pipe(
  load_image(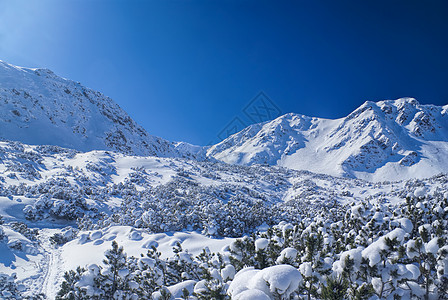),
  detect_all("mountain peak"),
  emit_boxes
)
[376,97,419,106]
[394,97,419,105]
